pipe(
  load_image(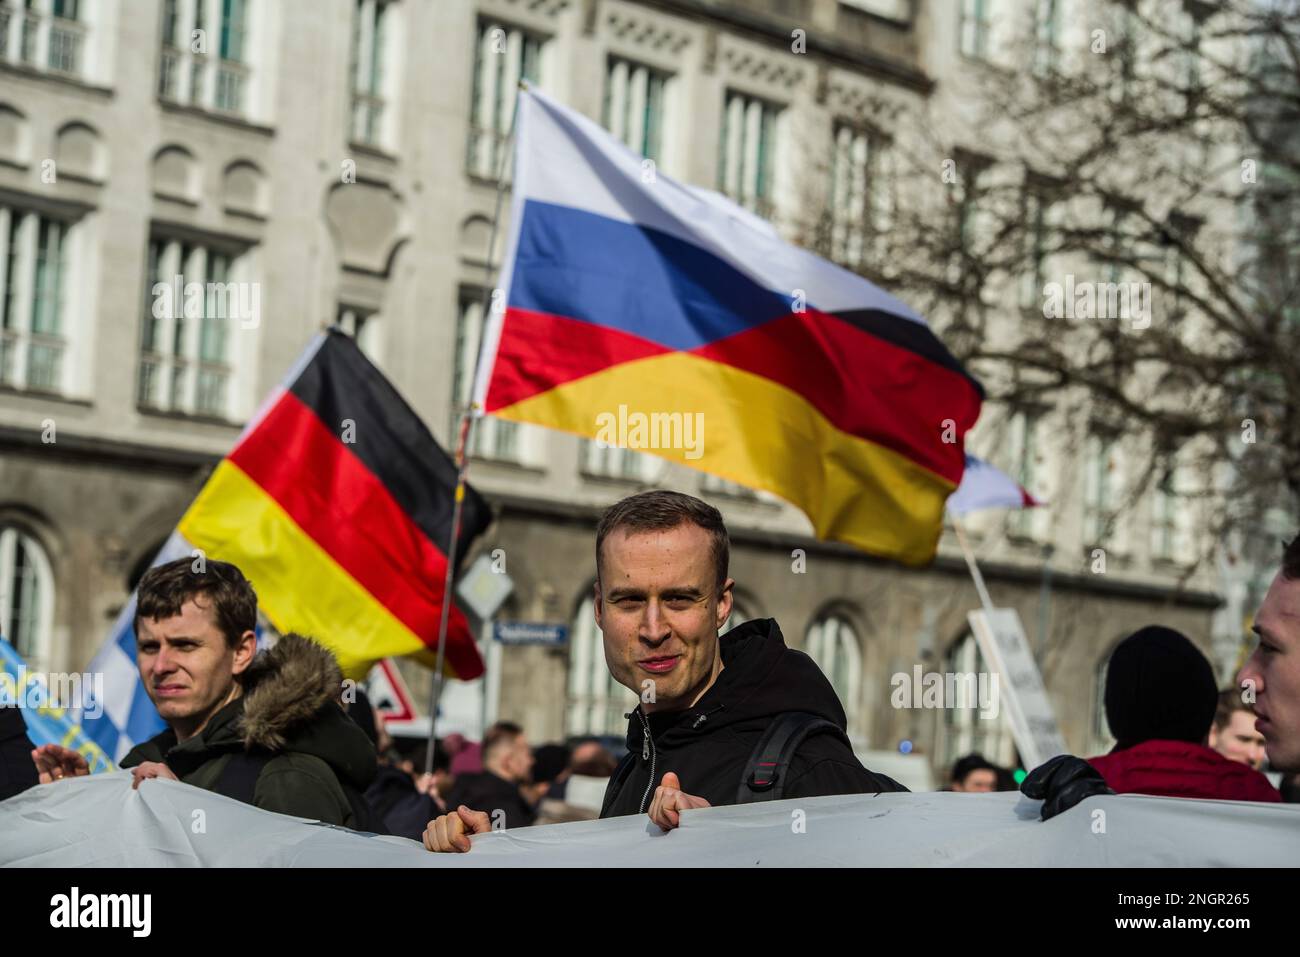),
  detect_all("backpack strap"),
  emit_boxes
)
[214,750,275,805]
[598,750,639,818]
[736,711,848,804]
